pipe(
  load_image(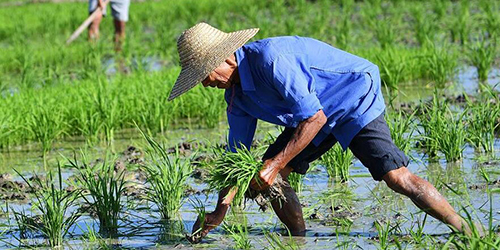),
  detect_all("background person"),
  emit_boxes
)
[88,0,130,51]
